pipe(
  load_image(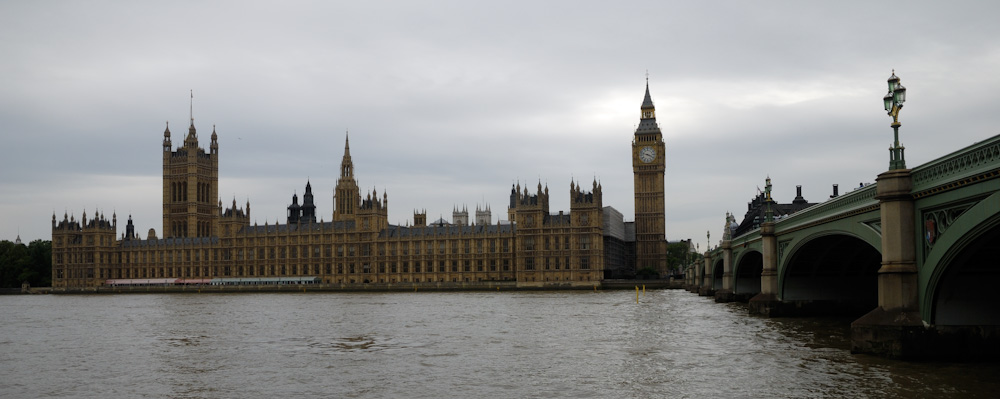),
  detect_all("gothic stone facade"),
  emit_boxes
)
[52,128,605,289]
[51,84,668,288]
